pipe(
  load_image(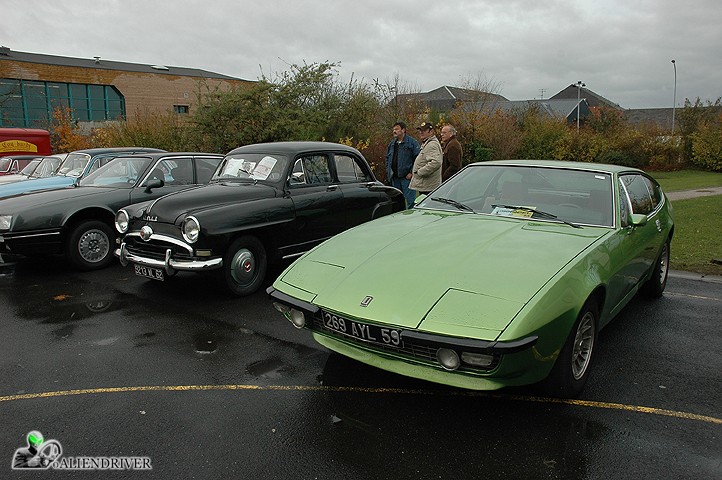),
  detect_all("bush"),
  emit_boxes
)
[691,123,722,171]
[597,150,640,168]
